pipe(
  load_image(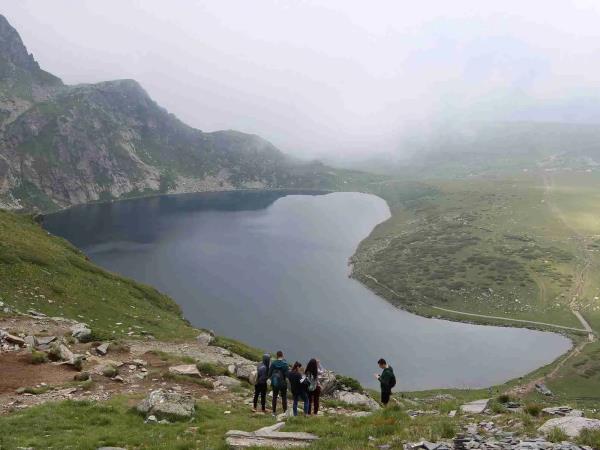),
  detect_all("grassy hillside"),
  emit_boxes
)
[0,210,196,340]
[353,174,588,329]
